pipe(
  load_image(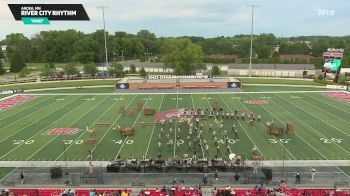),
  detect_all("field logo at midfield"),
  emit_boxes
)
[244,100,269,105]
[154,108,197,120]
[45,128,81,135]
[0,95,37,111]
